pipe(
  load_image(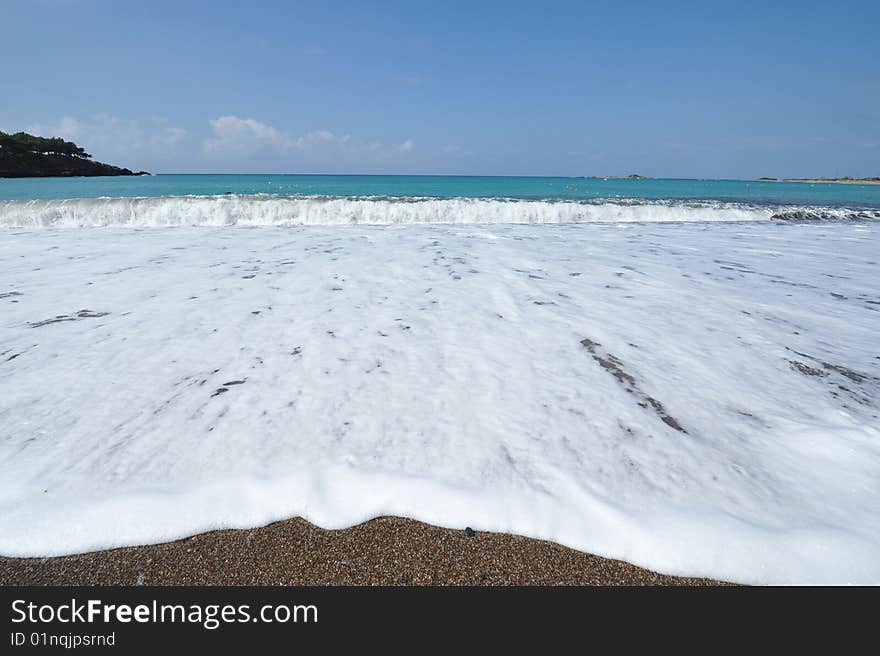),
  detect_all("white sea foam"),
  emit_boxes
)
[1,221,878,583]
[2,194,874,228]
